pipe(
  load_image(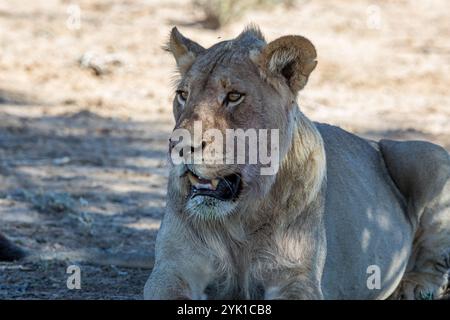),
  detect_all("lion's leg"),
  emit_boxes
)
[144,264,211,299]
[262,211,327,300]
[143,212,215,300]
[379,140,450,300]
[264,272,324,299]
[390,182,450,300]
